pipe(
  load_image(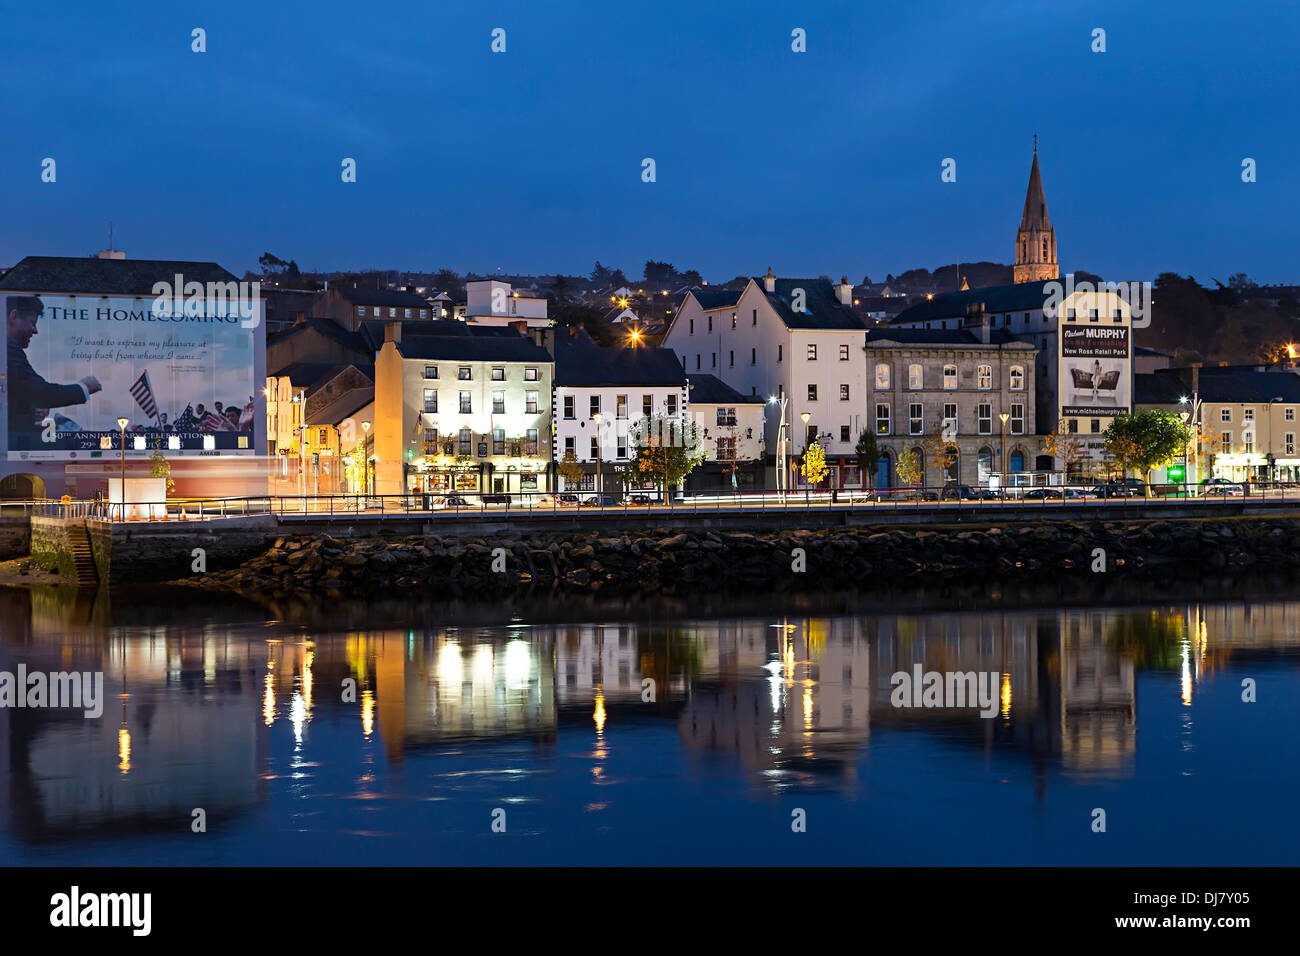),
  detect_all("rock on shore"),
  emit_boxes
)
[170,517,1300,599]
